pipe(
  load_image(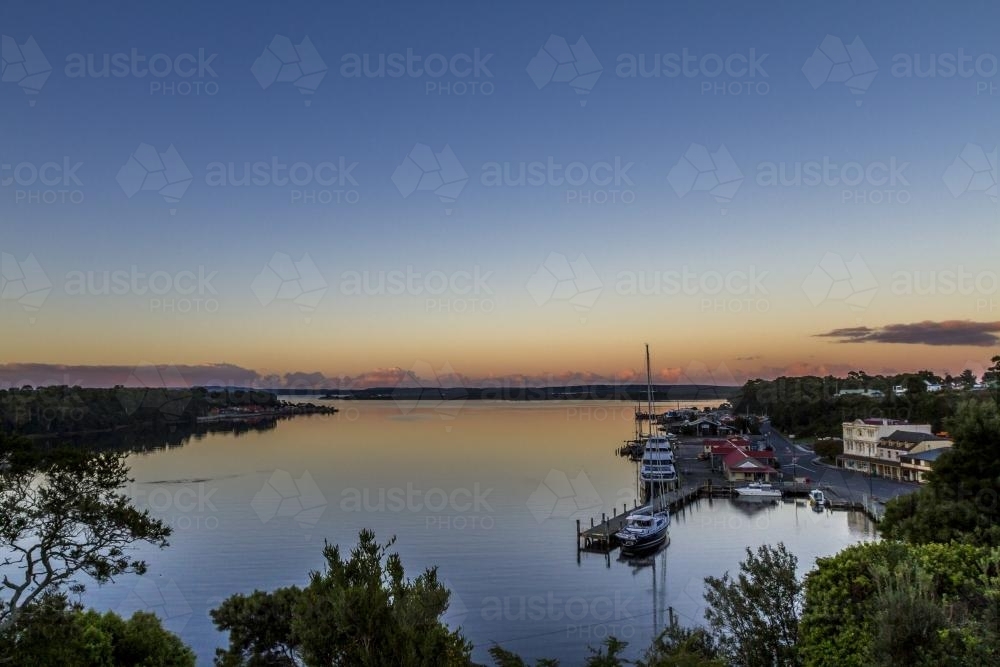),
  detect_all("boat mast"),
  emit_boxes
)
[645,343,653,439]
[645,343,661,509]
